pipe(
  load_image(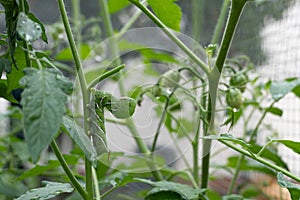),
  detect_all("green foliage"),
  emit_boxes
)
[1,0,300,199]
[0,58,12,75]
[61,116,98,167]
[17,155,79,180]
[6,47,29,92]
[270,78,300,101]
[0,0,19,66]
[16,181,74,200]
[56,44,91,61]
[0,173,28,197]
[16,12,42,42]
[20,68,72,162]
[274,139,300,155]
[147,0,182,31]
[249,144,289,170]
[227,156,276,176]
[107,0,131,14]
[136,179,207,200]
[277,172,300,200]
